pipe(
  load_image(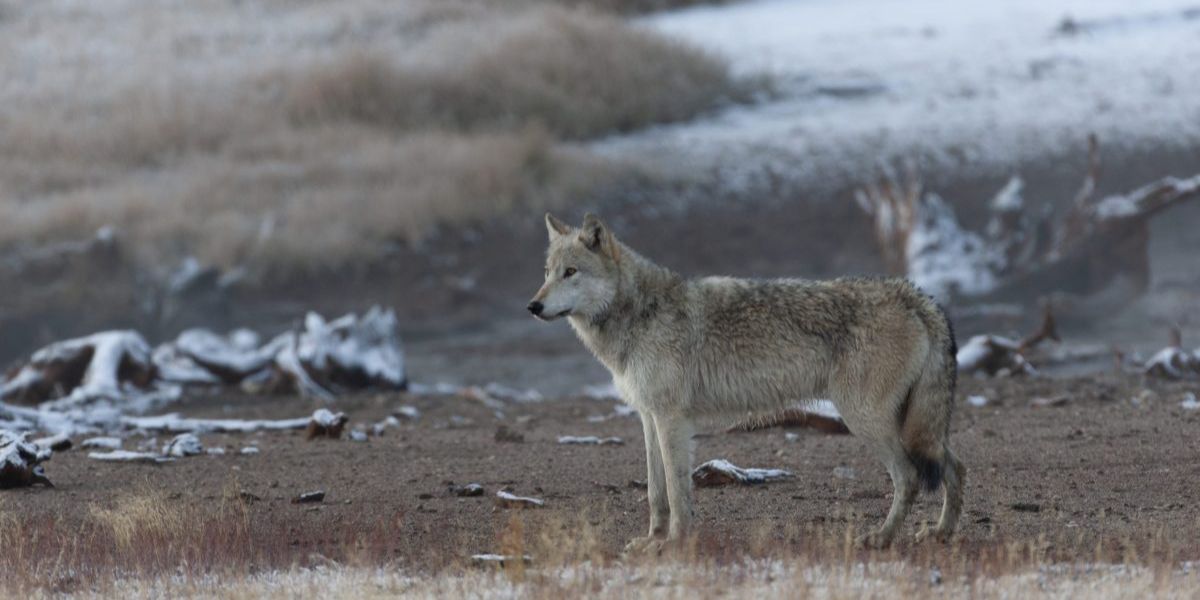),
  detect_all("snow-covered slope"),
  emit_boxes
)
[598,0,1200,195]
